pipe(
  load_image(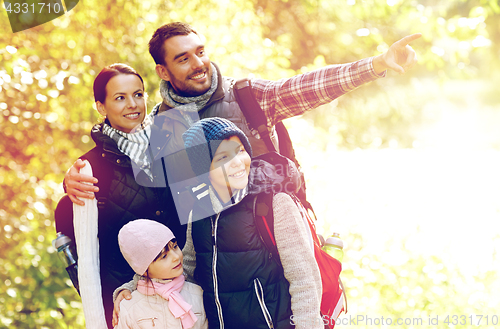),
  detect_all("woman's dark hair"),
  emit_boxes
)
[93,63,144,103]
